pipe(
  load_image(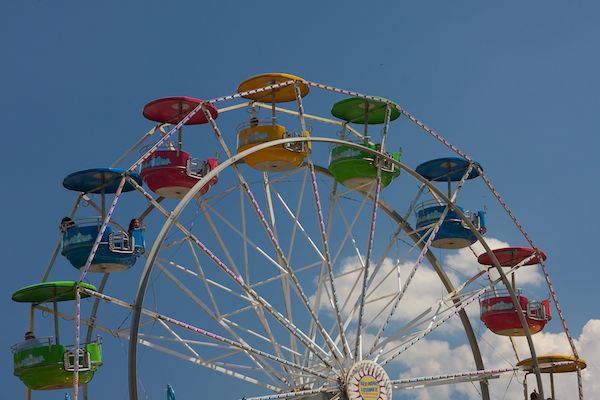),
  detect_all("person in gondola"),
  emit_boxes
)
[59,216,75,232]
[19,331,43,350]
[530,389,539,400]
[128,218,145,252]
[128,218,141,232]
